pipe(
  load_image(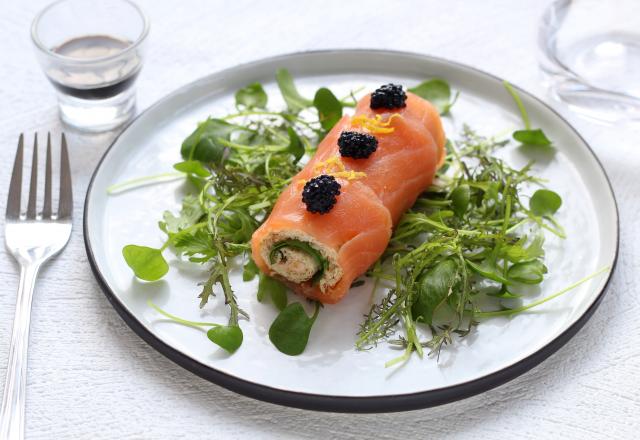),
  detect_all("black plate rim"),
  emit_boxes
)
[83,49,619,413]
